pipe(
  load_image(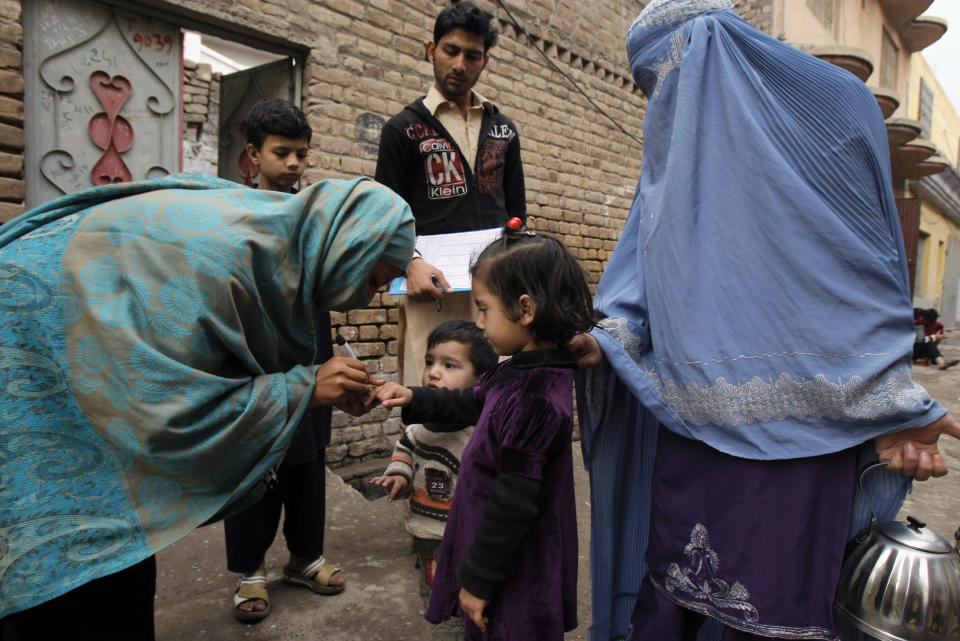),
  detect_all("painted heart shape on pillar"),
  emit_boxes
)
[90,72,132,119]
[89,72,135,185]
[89,114,134,152]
